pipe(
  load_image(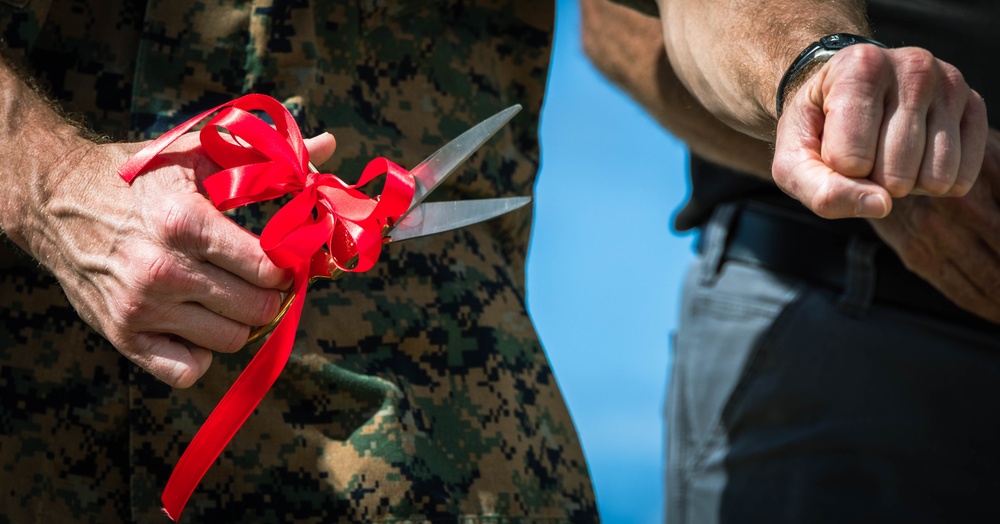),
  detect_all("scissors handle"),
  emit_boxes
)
[245,255,348,345]
[246,289,300,345]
